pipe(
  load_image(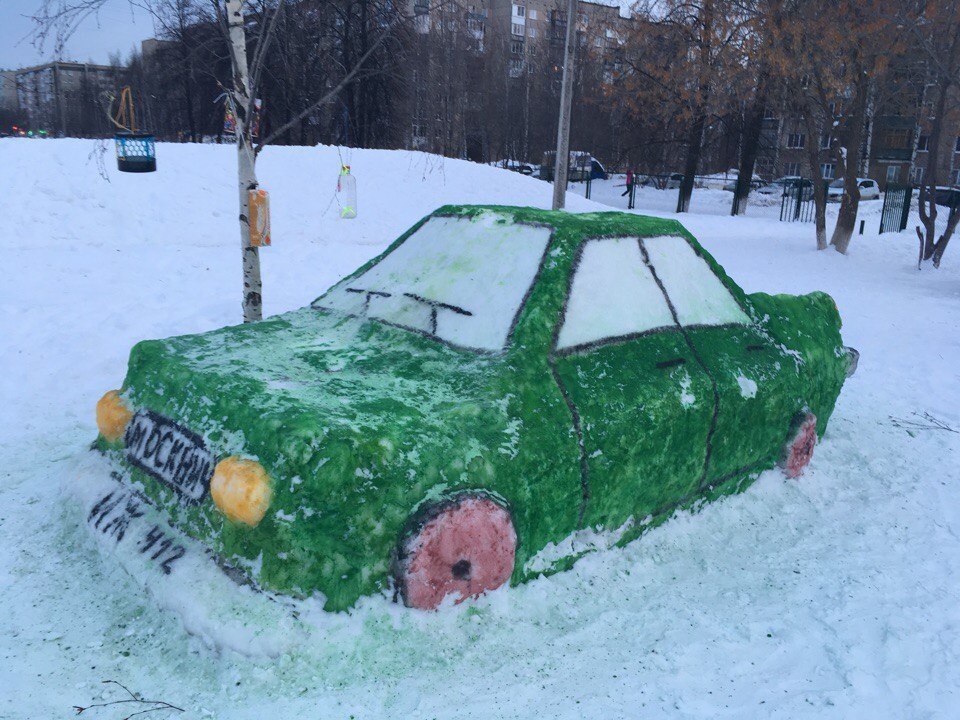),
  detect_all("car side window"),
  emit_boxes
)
[556,237,675,352]
[641,236,751,327]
